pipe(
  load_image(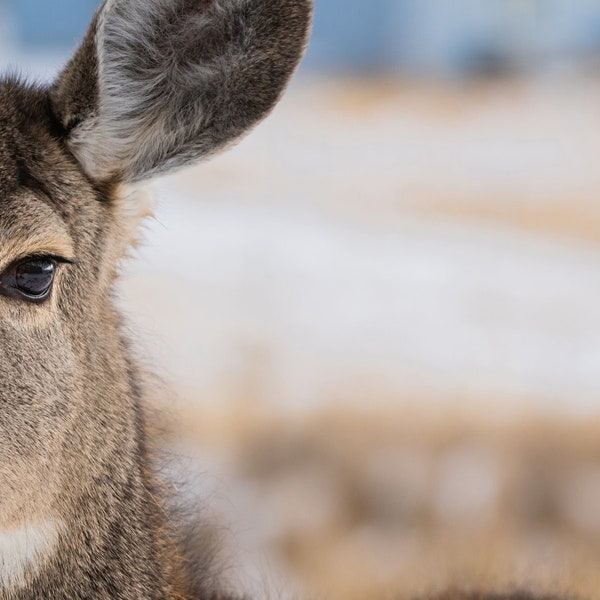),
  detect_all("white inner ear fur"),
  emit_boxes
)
[0,519,62,591]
